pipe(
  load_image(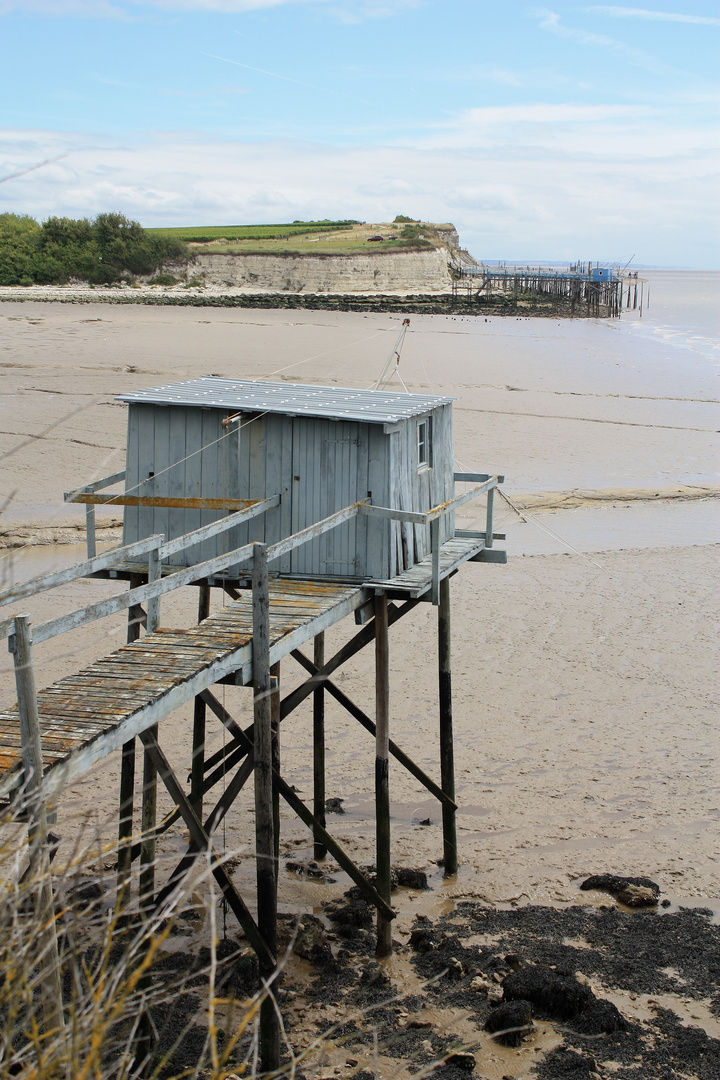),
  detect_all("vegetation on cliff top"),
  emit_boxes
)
[146,219,451,257]
[0,212,186,286]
